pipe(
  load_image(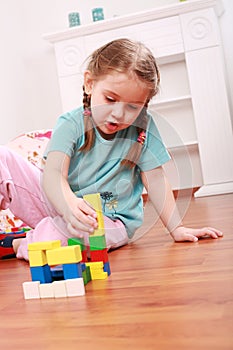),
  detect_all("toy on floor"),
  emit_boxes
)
[22,193,111,299]
[0,227,31,259]
[0,208,31,233]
